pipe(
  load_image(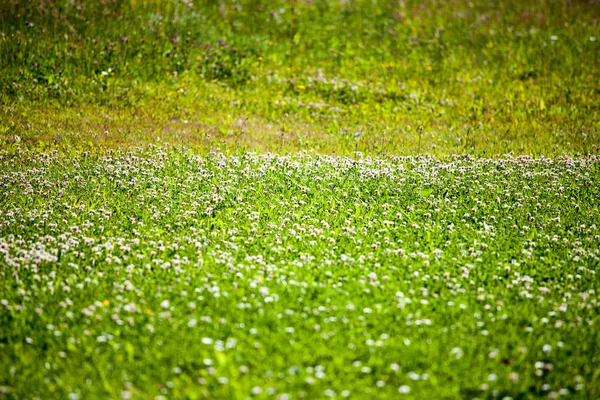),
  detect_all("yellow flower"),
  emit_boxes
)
[103,300,110,307]
[297,85,306,90]
[144,309,153,315]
